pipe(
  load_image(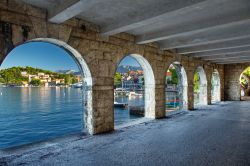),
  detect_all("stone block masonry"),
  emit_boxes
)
[224,63,250,101]
[0,0,227,134]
